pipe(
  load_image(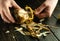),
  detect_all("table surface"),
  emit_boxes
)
[0,4,60,41]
